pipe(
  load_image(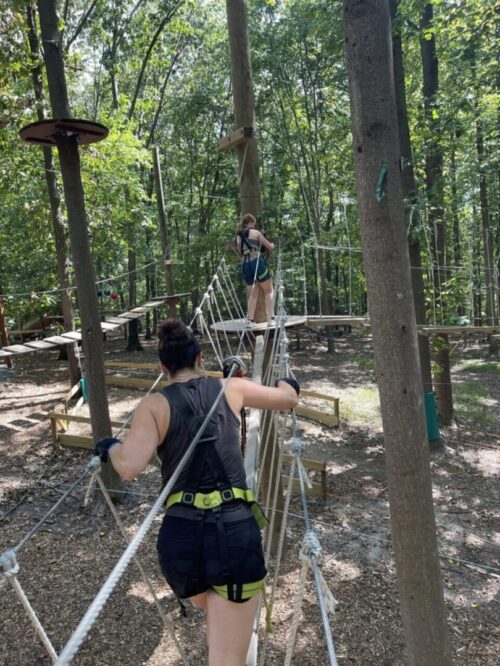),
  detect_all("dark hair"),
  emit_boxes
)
[158,319,200,376]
